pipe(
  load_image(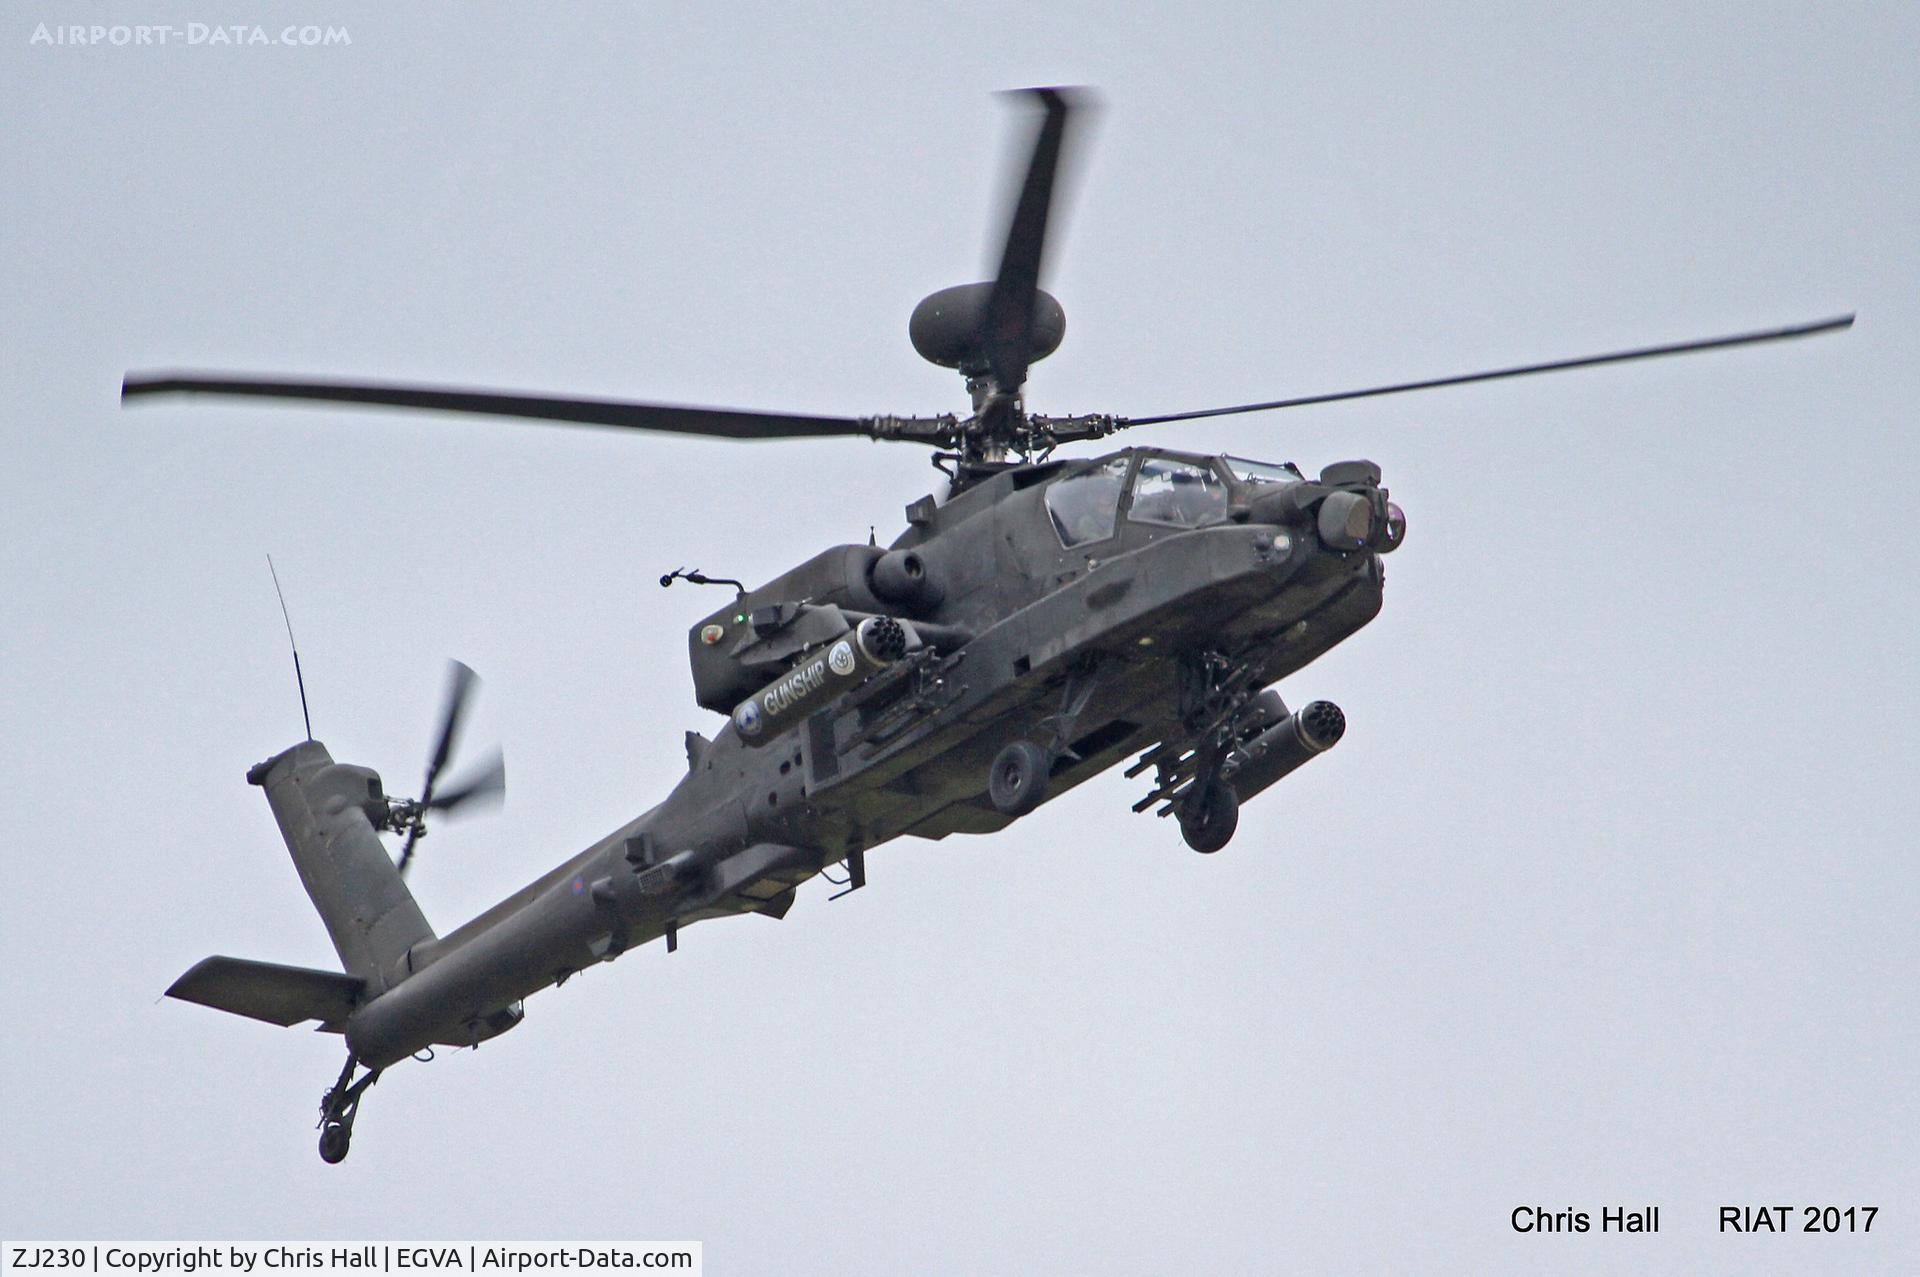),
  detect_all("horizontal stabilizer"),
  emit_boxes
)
[166,956,365,1032]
